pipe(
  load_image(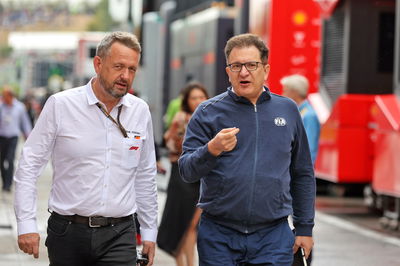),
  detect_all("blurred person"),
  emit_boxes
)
[22,90,39,127]
[0,87,32,192]
[163,75,195,131]
[40,87,53,111]
[164,93,182,130]
[178,34,315,265]
[157,82,209,266]
[14,32,158,266]
[281,74,320,164]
